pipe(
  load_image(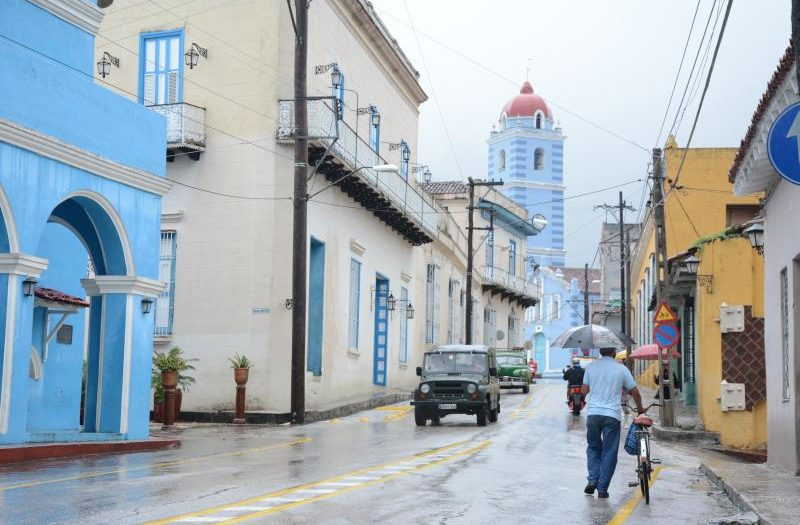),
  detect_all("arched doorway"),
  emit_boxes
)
[0,184,18,436]
[27,192,132,437]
